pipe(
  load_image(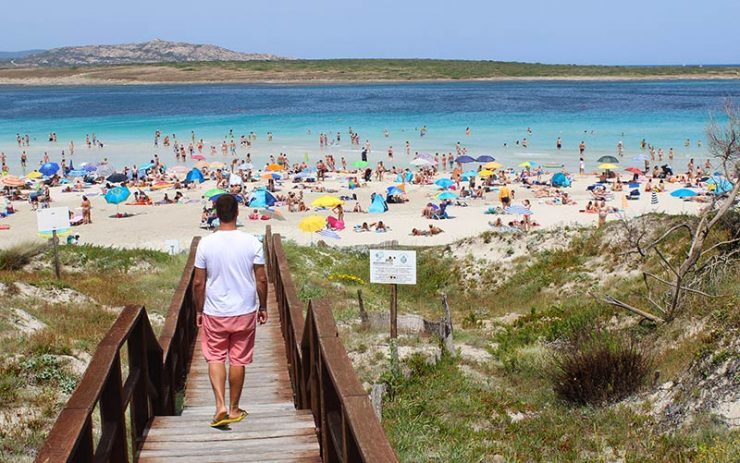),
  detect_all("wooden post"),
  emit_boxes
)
[357,289,368,327]
[52,230,61,279]
[390,284,398,339]
[441,293,455,356]
[371,383,386,420]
